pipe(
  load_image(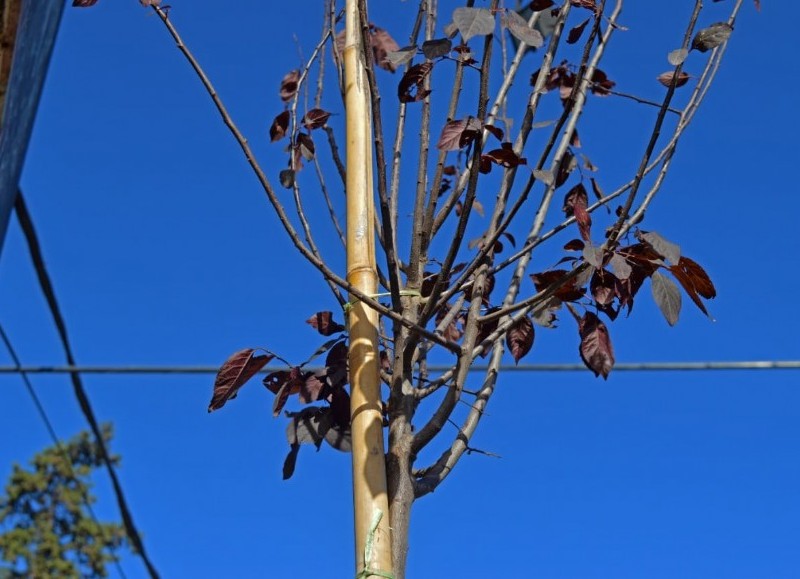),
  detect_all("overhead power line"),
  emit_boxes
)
[0,361,798,375]
[13,190,160,579]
